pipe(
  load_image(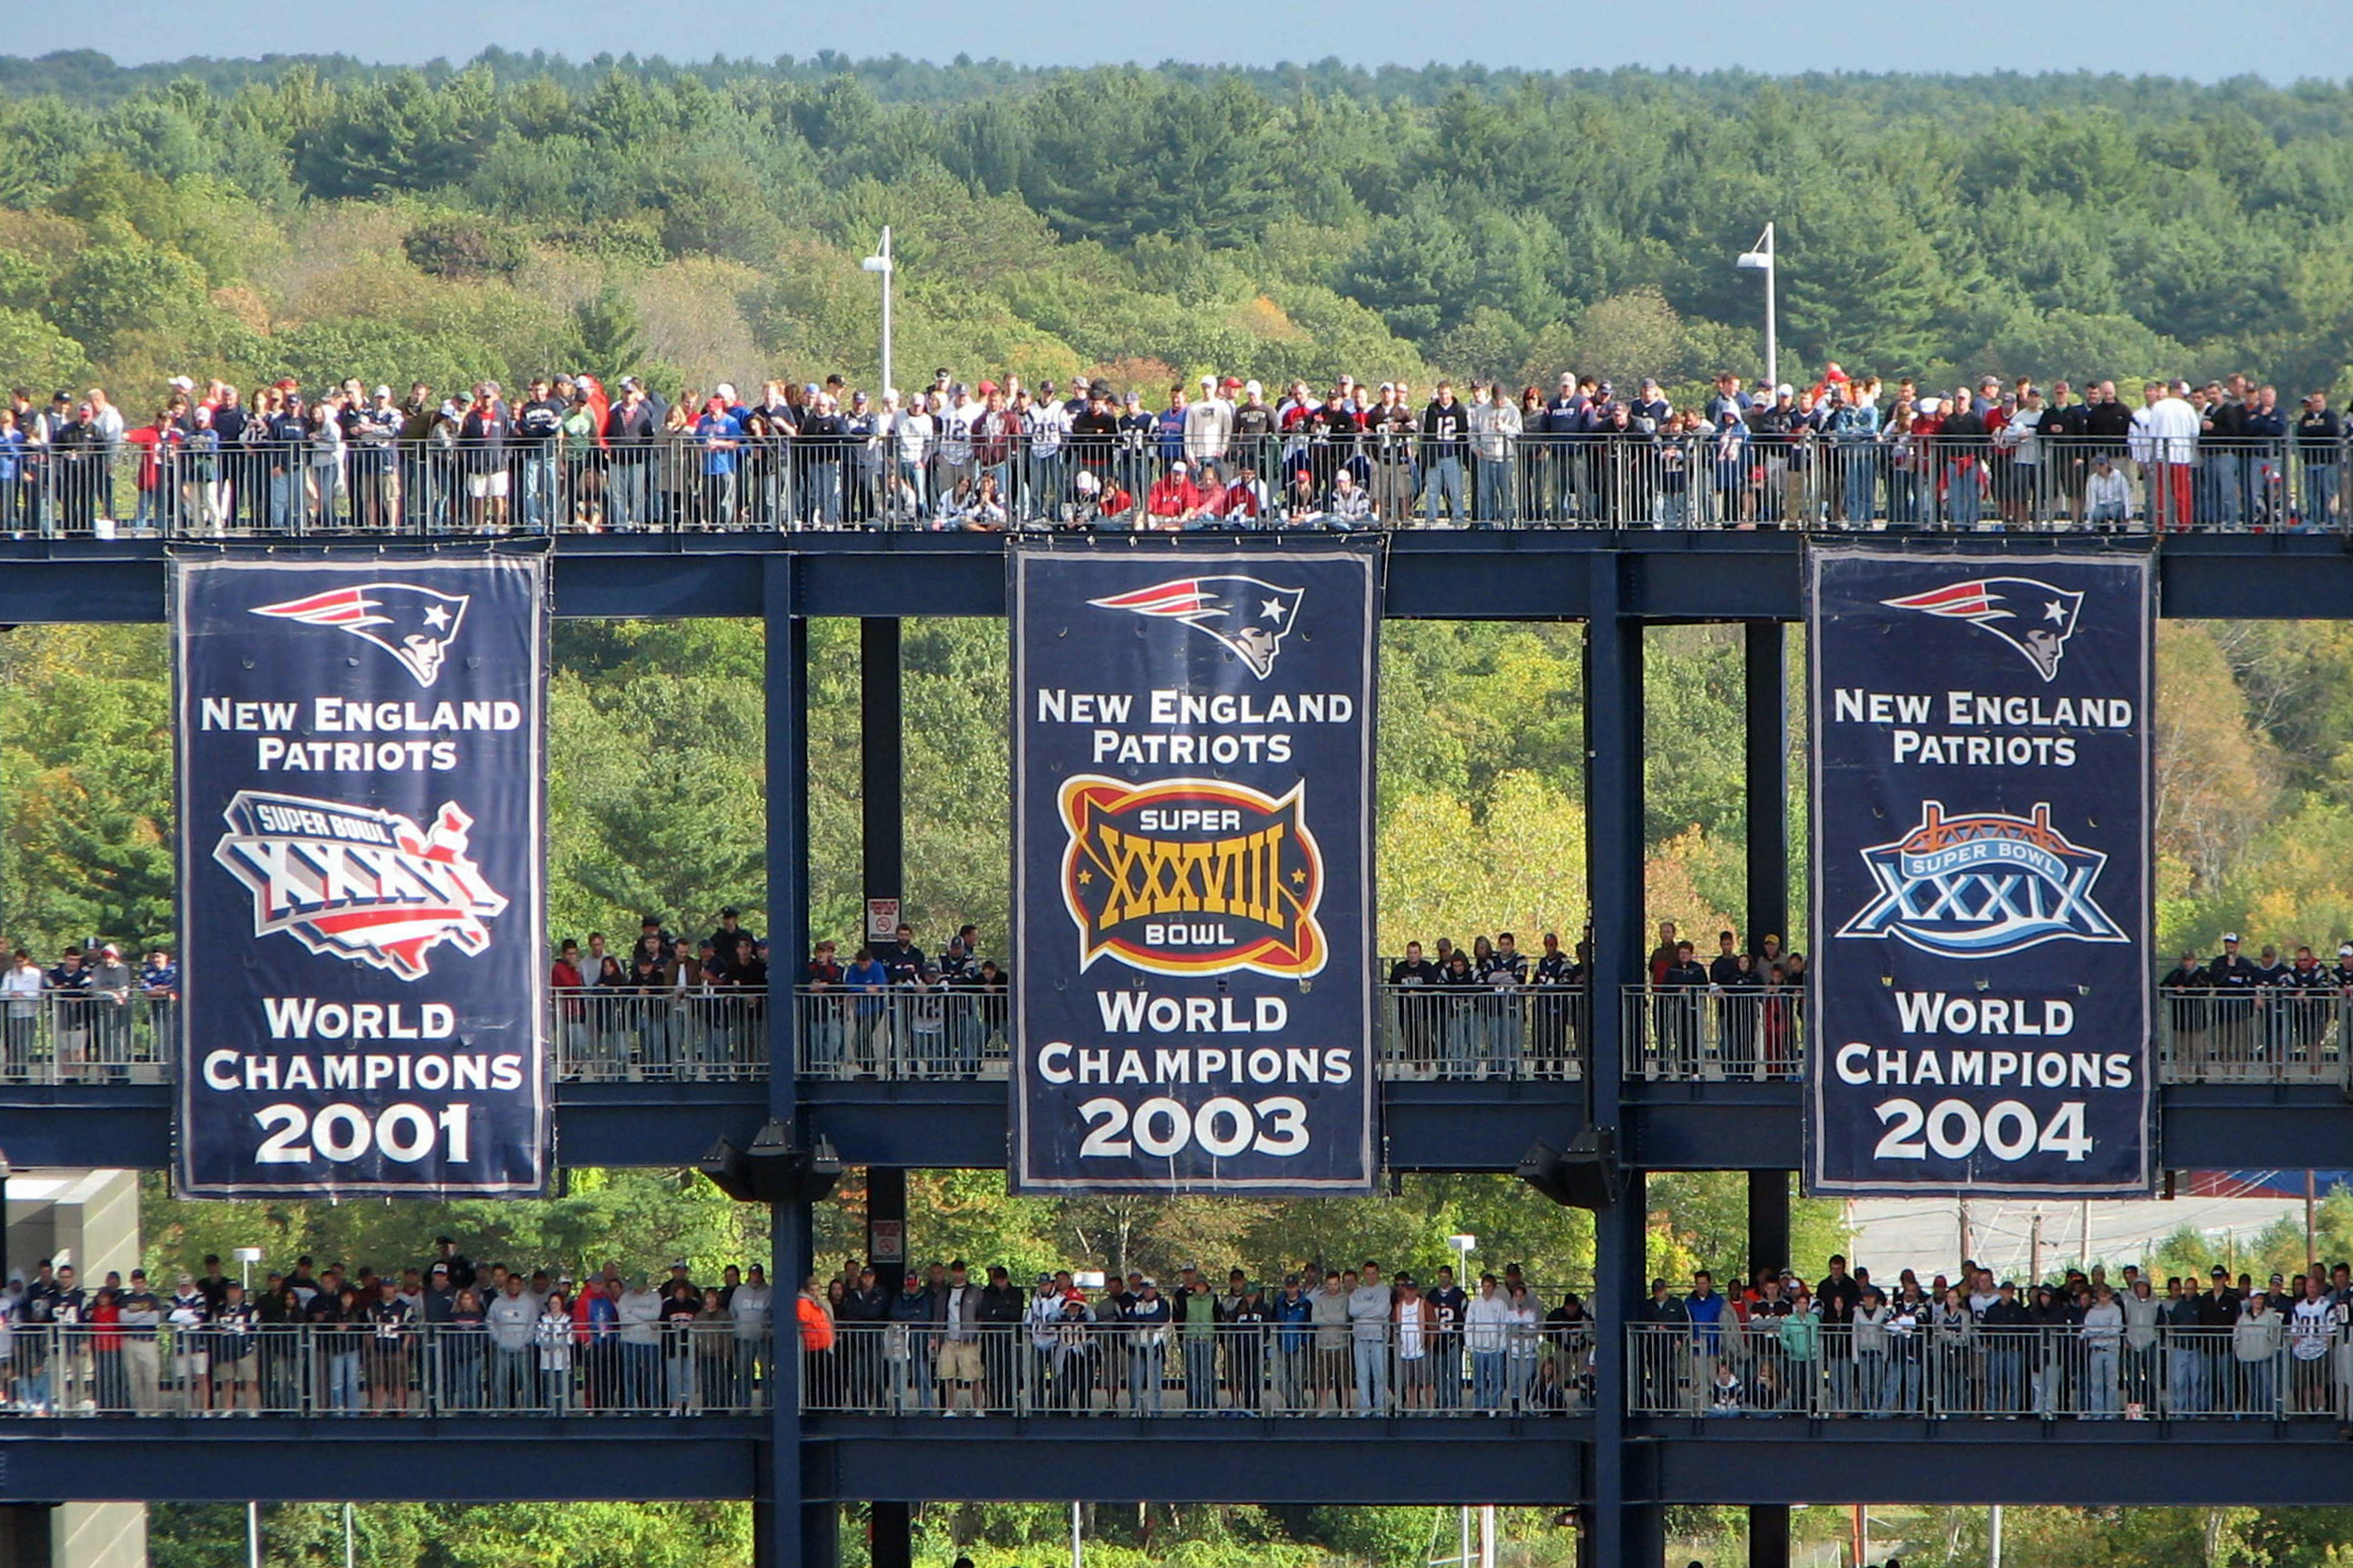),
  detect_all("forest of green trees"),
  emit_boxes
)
[8,42,2353,1568]
[4,52,2353,410]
